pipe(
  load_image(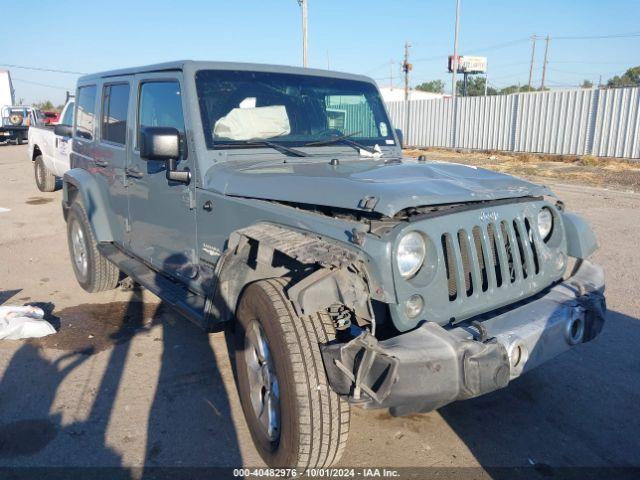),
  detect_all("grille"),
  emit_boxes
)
[441,216,541,302]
